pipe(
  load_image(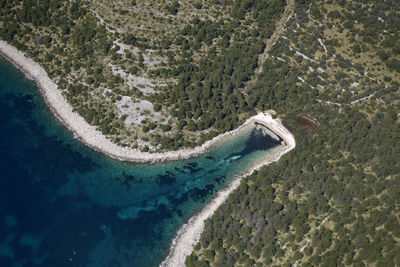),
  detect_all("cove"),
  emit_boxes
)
[0,57,282,266]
